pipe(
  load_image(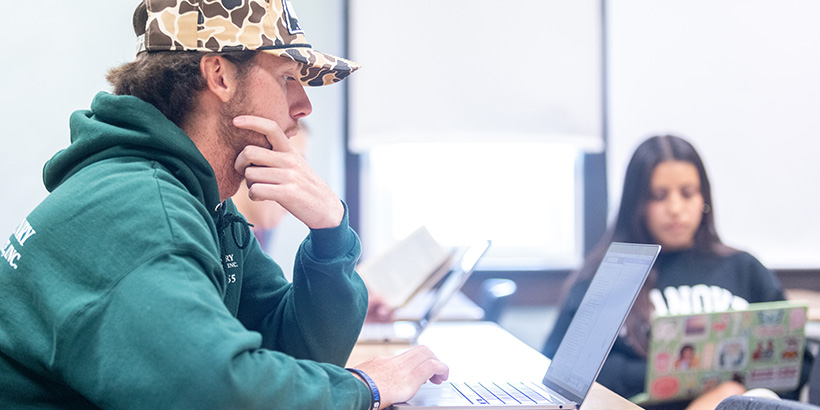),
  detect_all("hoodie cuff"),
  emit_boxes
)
[306,200,357,260]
